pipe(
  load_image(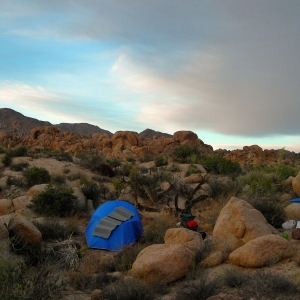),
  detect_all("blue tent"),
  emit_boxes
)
[289,198,300,203]
[85,200,143,251]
